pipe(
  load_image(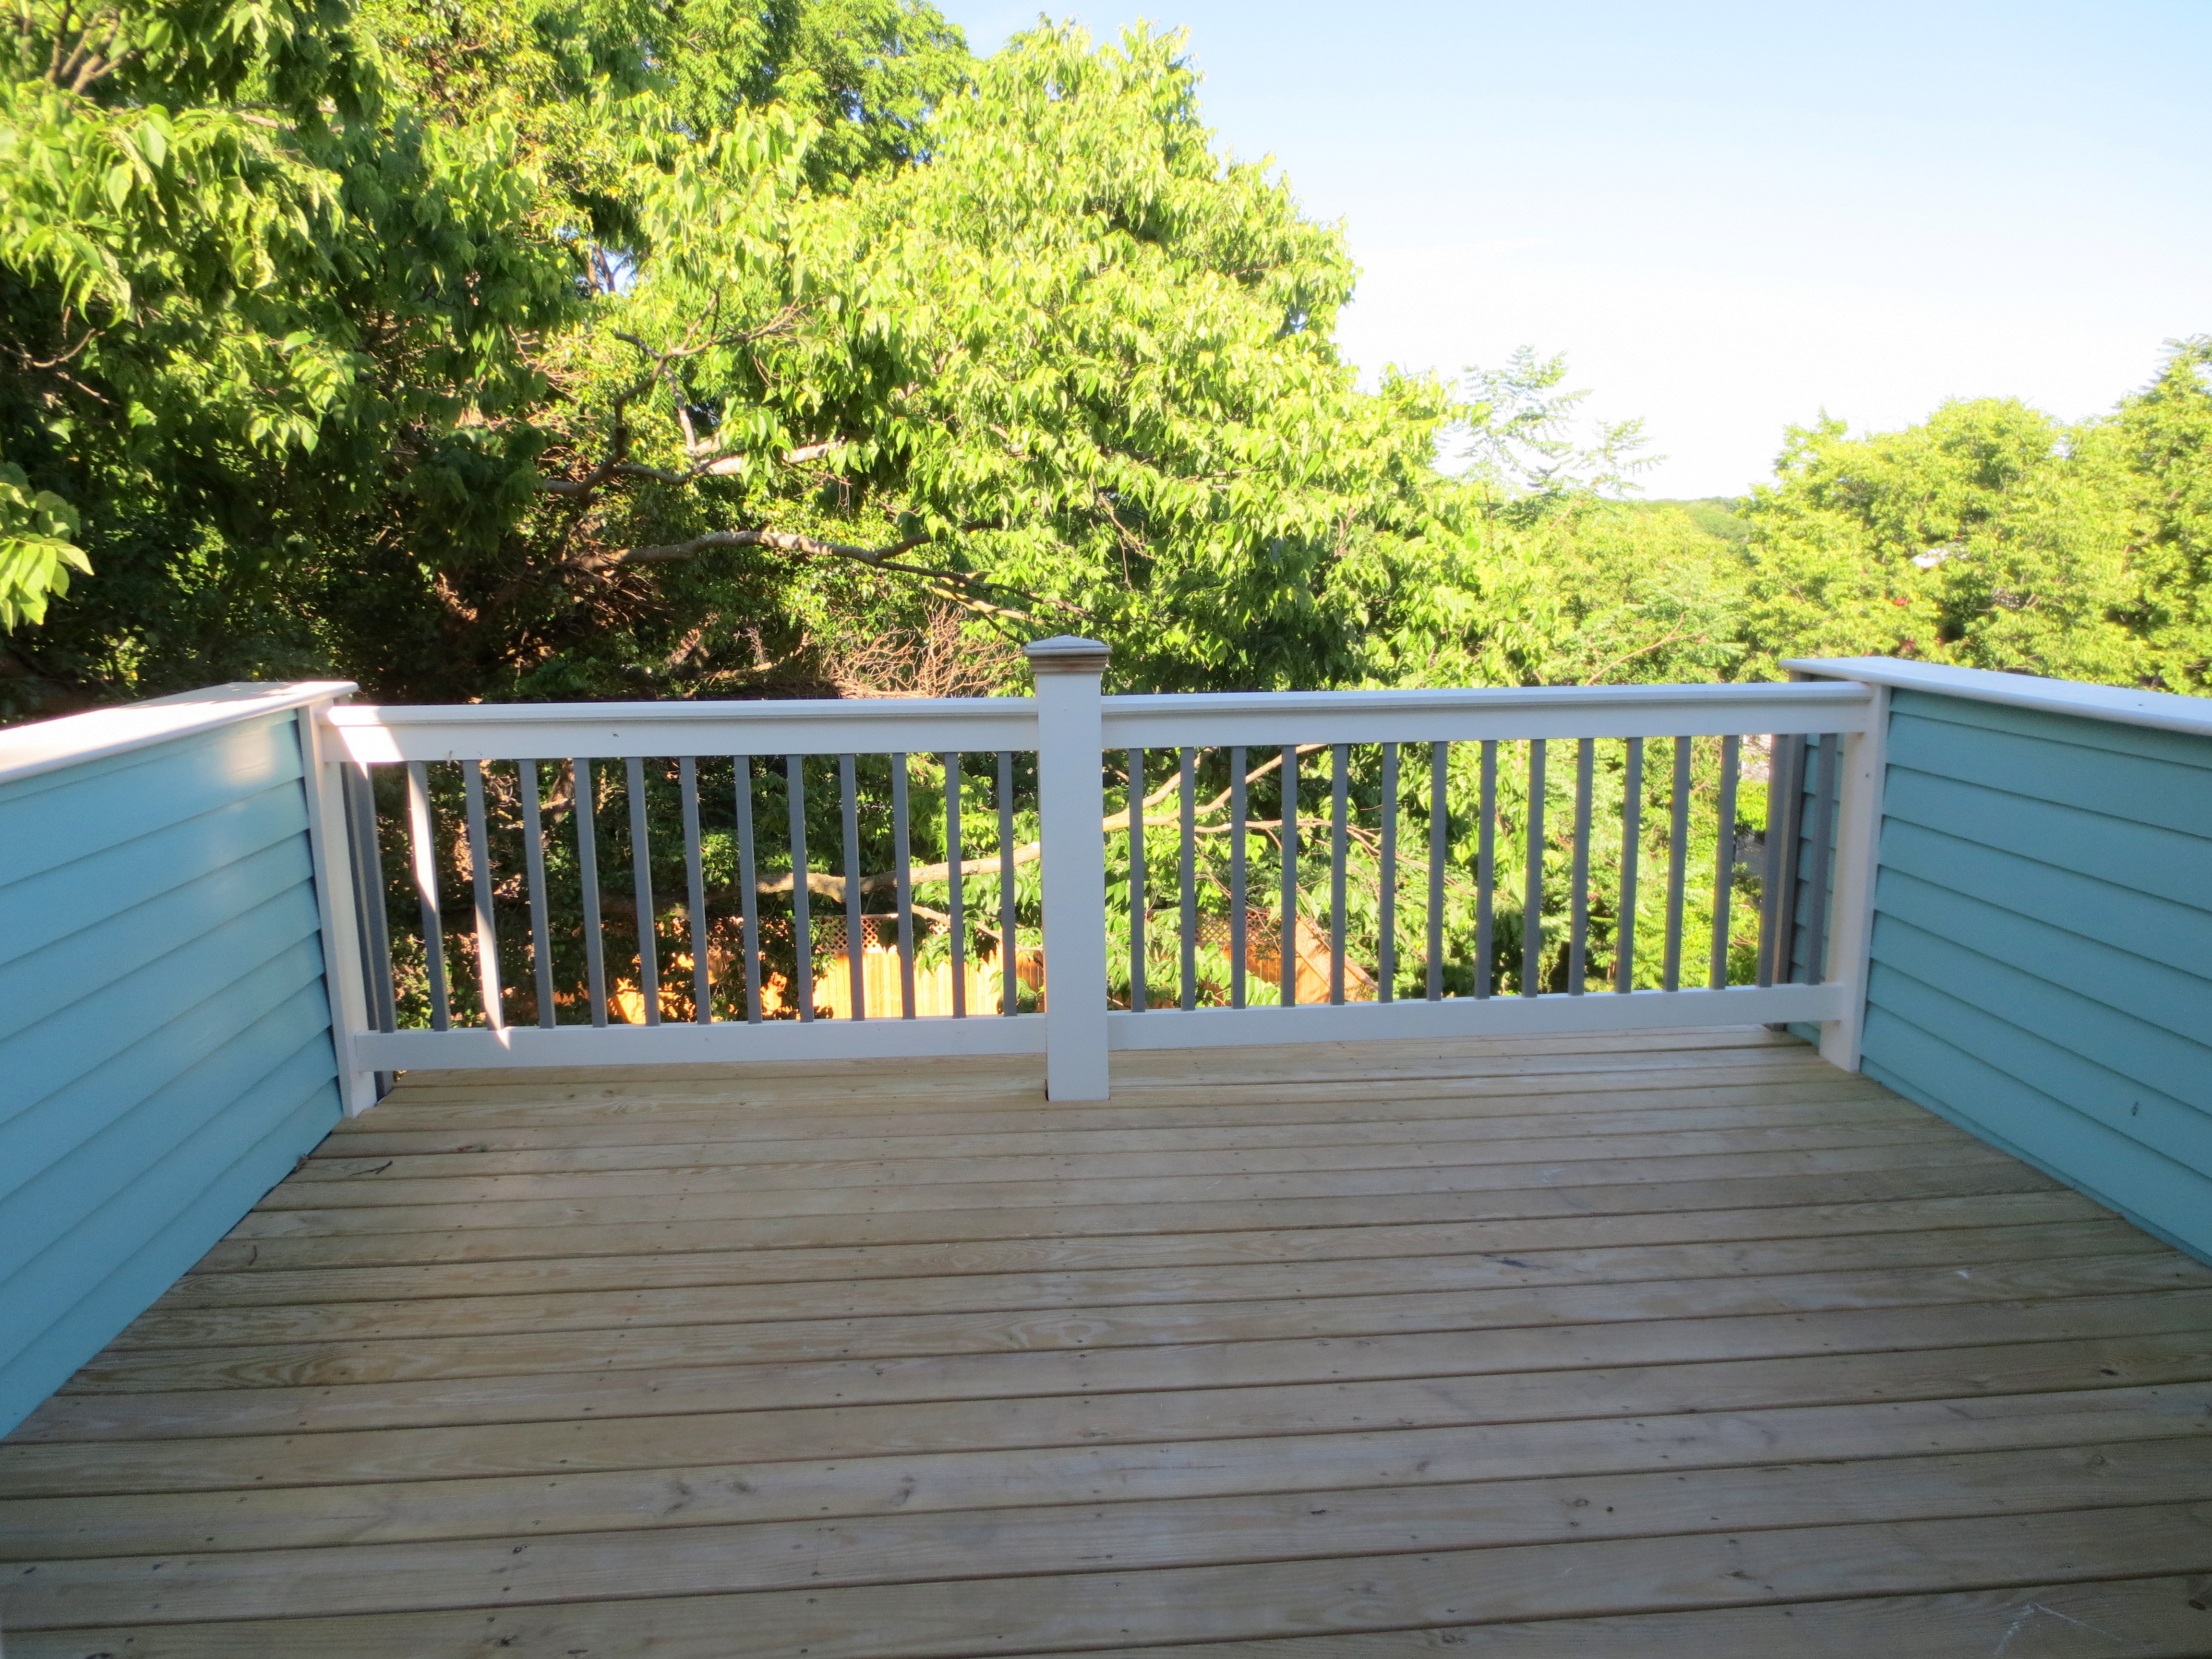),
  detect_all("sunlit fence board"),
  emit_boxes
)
[0,709,343,1438]
[1859,688,2212,1262]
